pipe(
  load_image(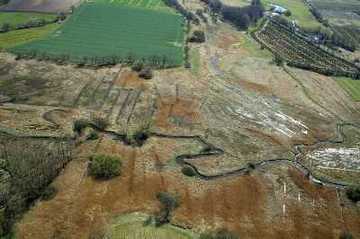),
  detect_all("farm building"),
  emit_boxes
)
[270,4,287,14]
